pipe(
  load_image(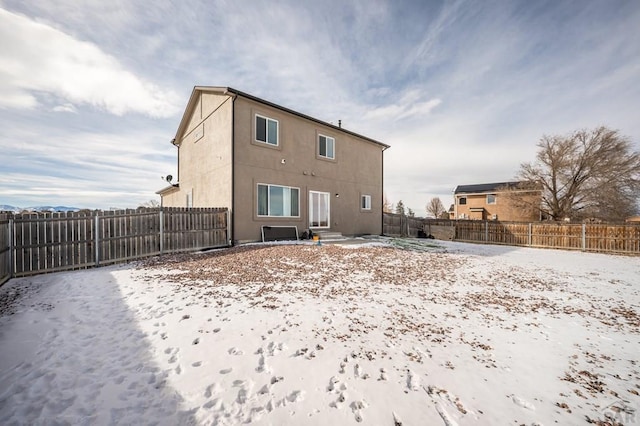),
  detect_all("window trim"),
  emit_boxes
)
[318,134,335,160]
[255,114,279,146]
[458,196,467,205]
[361,194,372,211]
[486,194,497,205]
[257,183,300,218]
